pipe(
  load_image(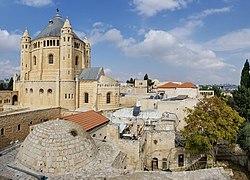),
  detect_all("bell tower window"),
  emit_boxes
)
[75,56,79,66]
[49,54,54,64]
